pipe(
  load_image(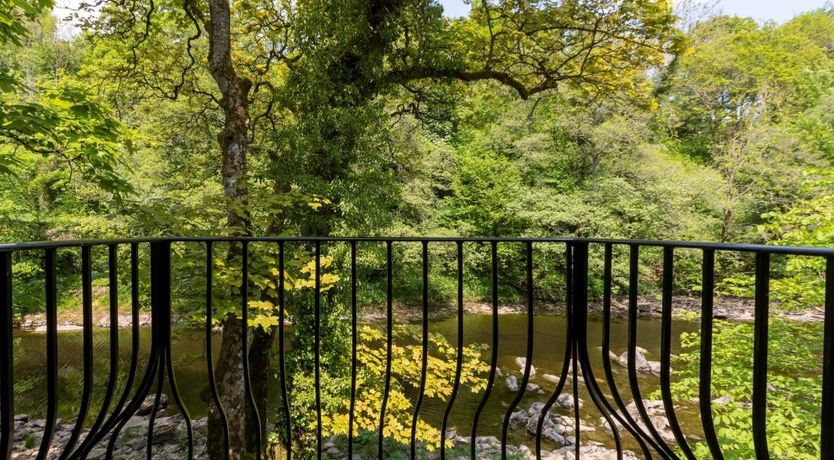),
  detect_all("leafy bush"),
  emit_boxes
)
[669,319,824,459]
